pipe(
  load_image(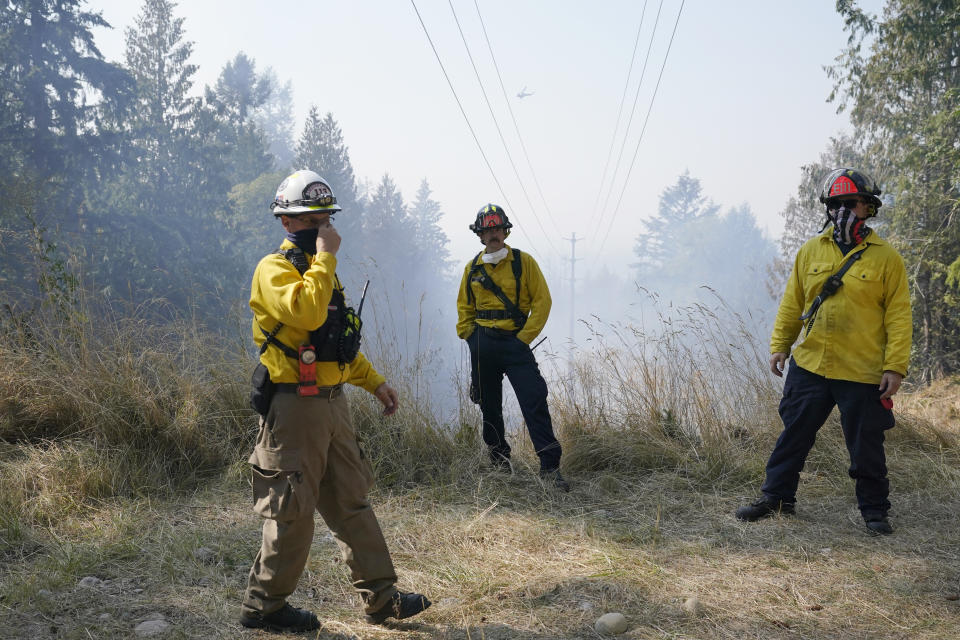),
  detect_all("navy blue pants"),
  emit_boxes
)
[762,360,895,518]
[467,327,562,470]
